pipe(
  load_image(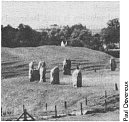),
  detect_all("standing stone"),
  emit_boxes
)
[63,59,67,75]
[72,67,82,87]
[29,62,34,82]
[29,61,34,69]
[32,70,40,81]
[37,61,42,70]
[63,59,71,75]
[29,61,40,82]
[110,58,116,71]
[29,69,33,82]
[50,66,60,84]
[67,59,71,74]
[39,61,46,83]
